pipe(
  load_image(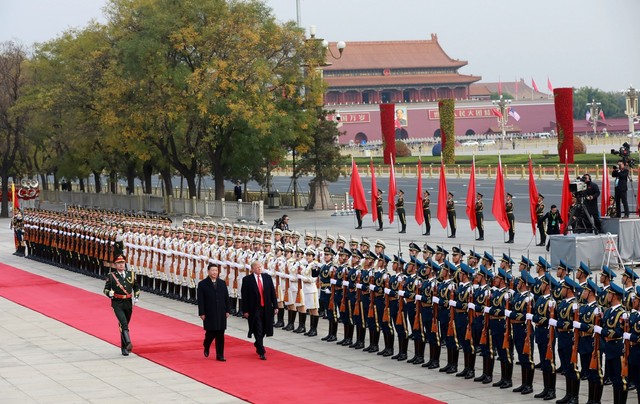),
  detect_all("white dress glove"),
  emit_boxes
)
[432,297,440,304]
[623,332,631,340]
[526,313,534,321]
[449,300,457,308]
[548,319,557,327]
[384,288,391,295]
[415,295,422,301]
[398,290,405,297]
[108,290,114,298]
[573,321,582,330]
[483,306,491,314]
[468,303,476,311]
[330,279,337,285]
[356,283,363,289]
[504,309,512,317]
[369,284,376,291]
[593,325,602,335]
